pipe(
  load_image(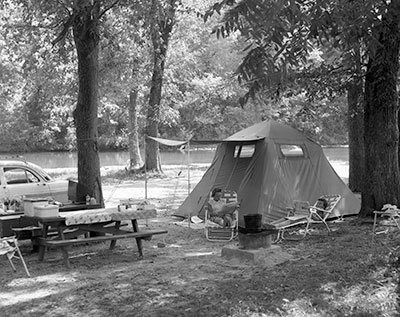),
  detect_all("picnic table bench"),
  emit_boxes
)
[26,206,167,268]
